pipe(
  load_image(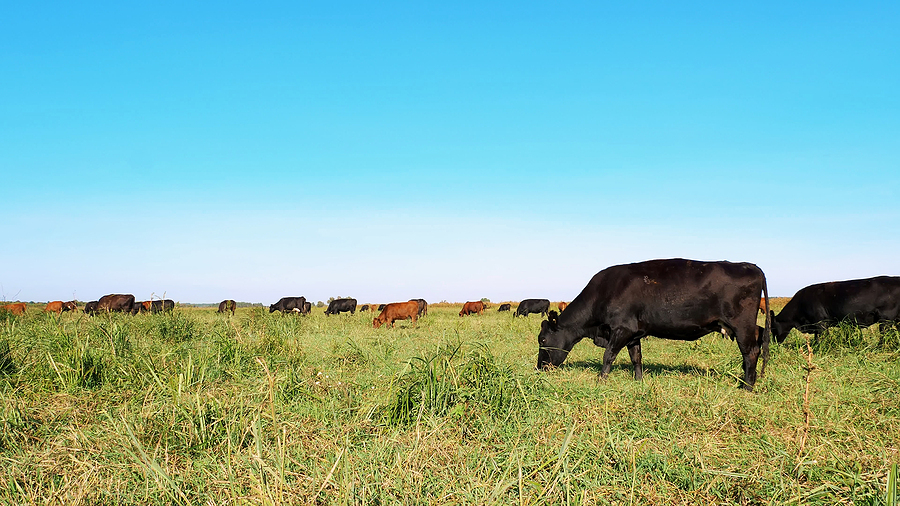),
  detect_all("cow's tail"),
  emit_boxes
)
[760,273,772,378]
